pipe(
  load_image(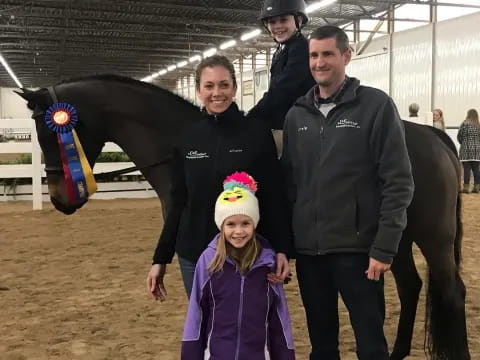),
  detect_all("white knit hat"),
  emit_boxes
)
[214,172,259,229]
